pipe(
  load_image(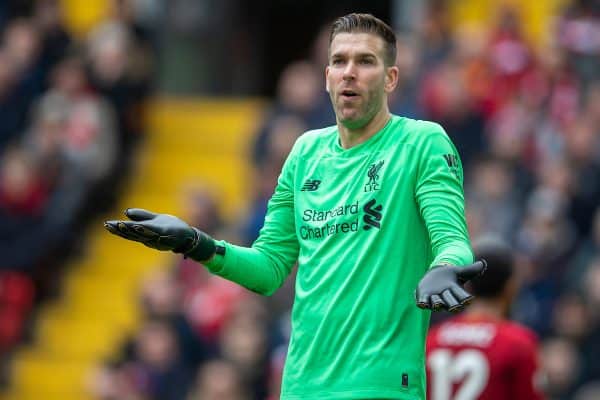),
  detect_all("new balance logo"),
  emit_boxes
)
[363,199,383,230]
[301,179,322,191]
